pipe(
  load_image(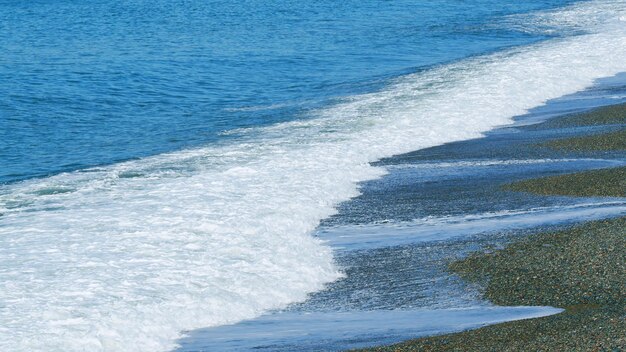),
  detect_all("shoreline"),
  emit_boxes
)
[353,98,625,350]
[175,76,626,351]
[355,216,625,351]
